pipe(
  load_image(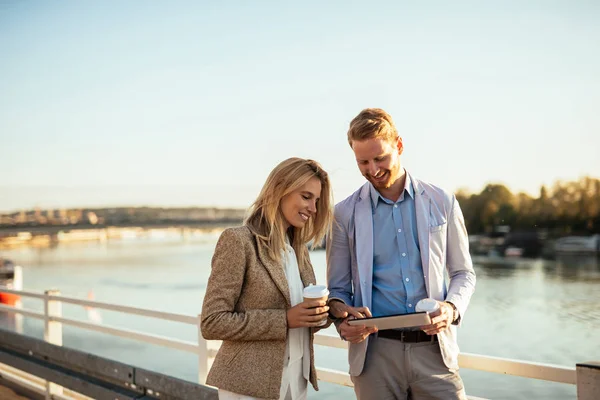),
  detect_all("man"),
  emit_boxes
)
[327,108,476,399]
